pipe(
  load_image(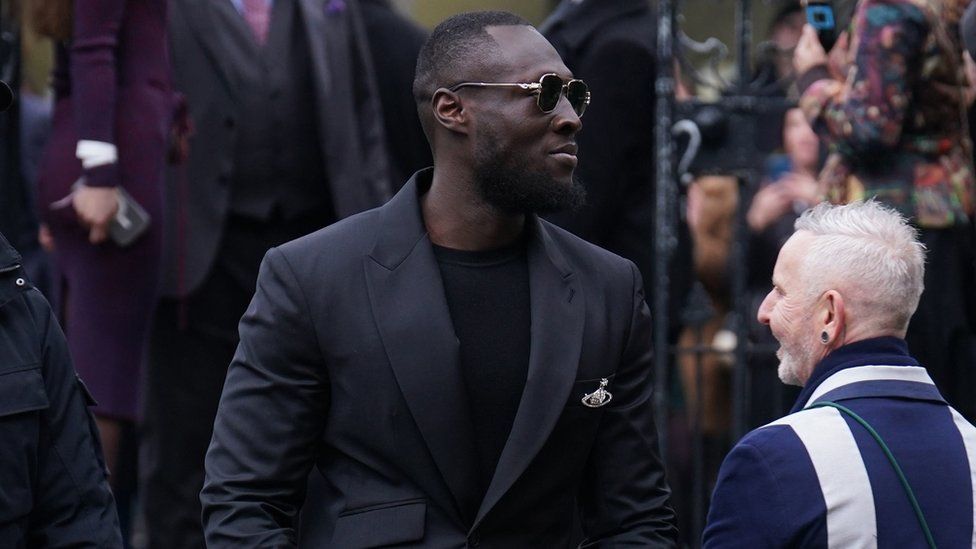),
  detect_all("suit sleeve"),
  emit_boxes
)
[702,440,792,548]
[578,262,679,547]
[201,247,329,548]
[71,0,126,188]
[27,290,123,548]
